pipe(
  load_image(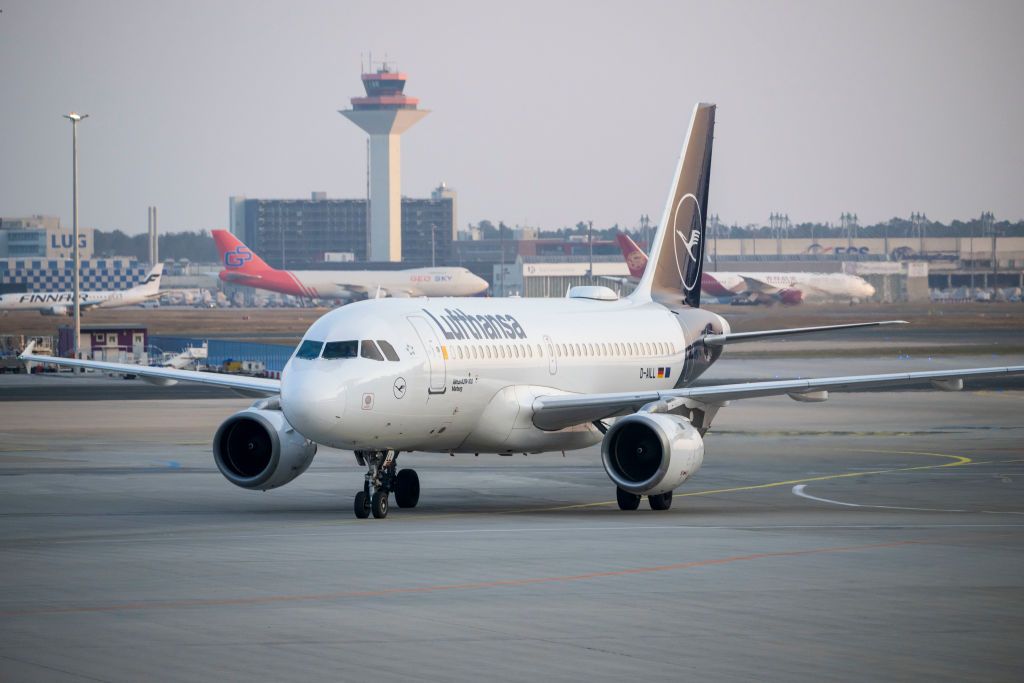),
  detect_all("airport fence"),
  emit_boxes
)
[149,335,296,374]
